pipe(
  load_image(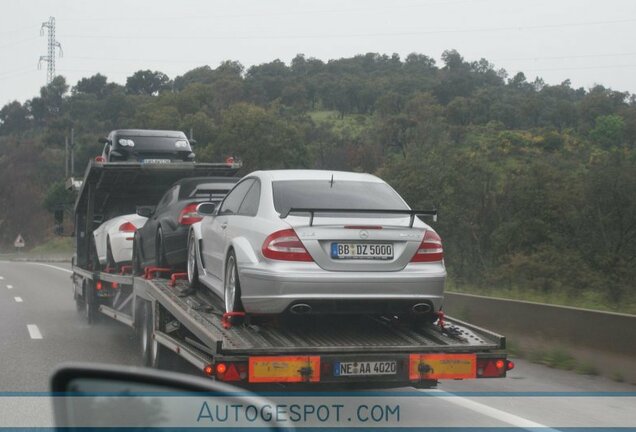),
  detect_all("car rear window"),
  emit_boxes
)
[182,183,235,199]
[272,180,409,214]
[116,136,191,152]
